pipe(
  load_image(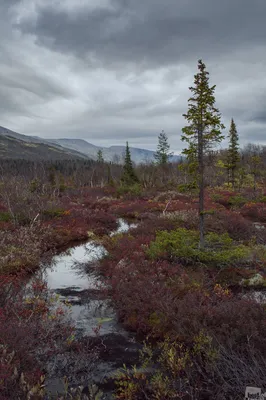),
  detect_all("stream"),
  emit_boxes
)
[40,218,140,398]
[39,218,266,398]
